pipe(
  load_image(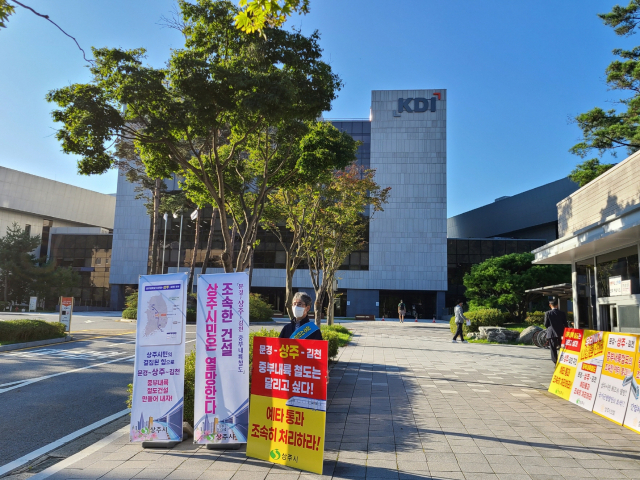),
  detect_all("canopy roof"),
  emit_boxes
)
[525,283,573,299]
